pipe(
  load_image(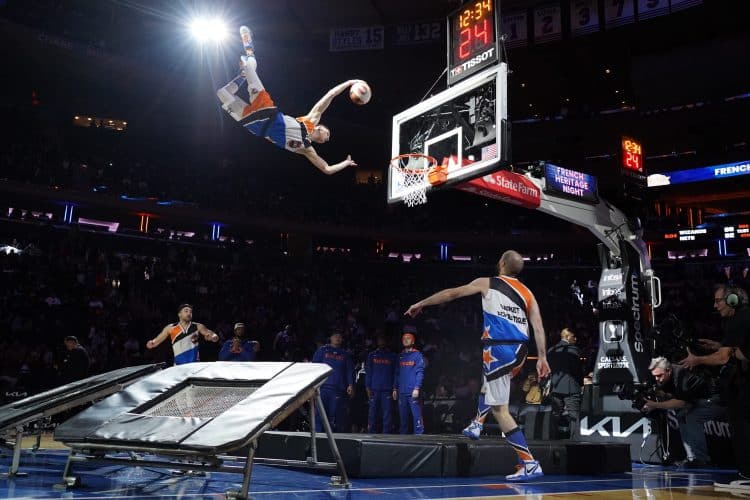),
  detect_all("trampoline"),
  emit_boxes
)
[53,361,348,500]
